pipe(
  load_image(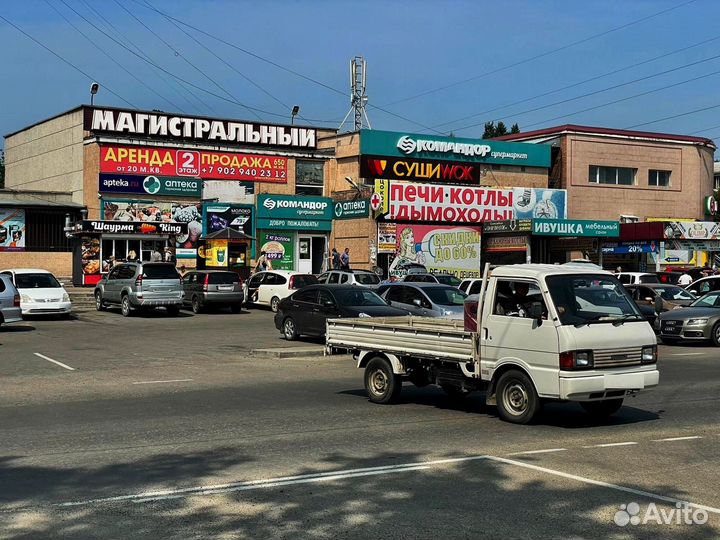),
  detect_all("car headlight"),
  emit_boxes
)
[358,312,371,318]
[641,345,657,364]
[687,318,708,325]
[62,292,70,302]
[21,294,32,303]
